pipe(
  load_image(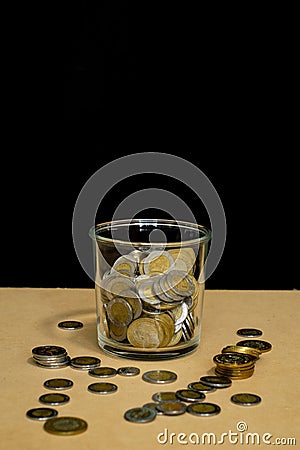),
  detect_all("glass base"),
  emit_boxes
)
[98,336,199,360]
